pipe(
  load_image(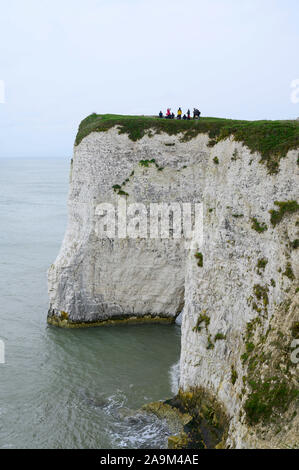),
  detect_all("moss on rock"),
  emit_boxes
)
[251,217,268,233]
[194,252,203,267]
[164,388,229,449]
[143,388,229,449]
[269,200,299,226]
[47,311,174,328]
[283,262,295,280]
[241,300,299,427]
[142,401,192,435]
